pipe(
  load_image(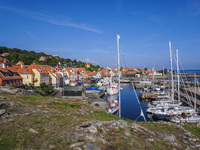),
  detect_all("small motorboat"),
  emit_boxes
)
[107,100,119,114]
